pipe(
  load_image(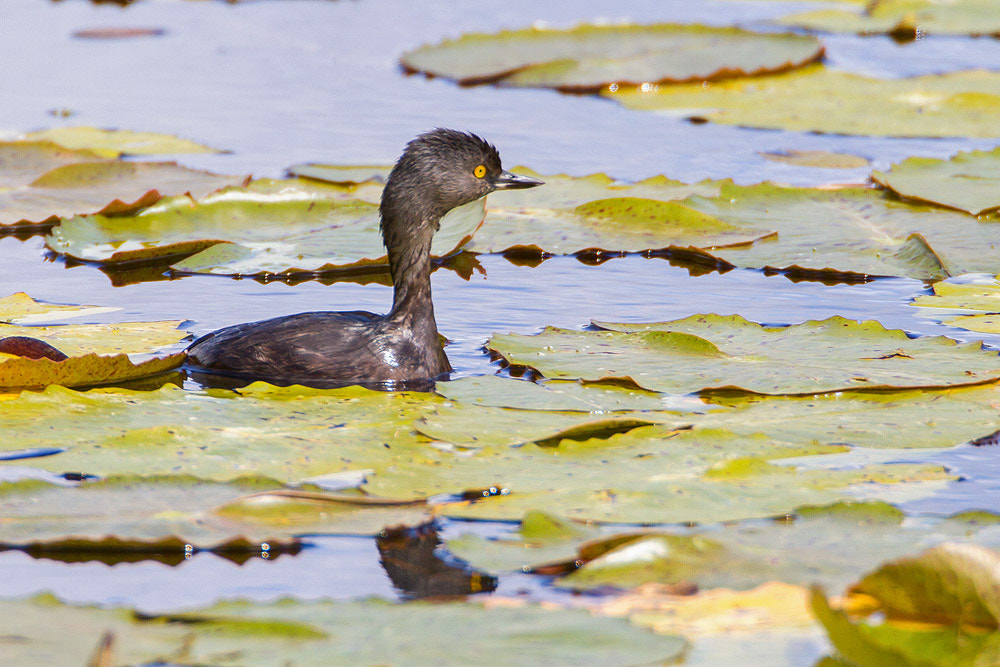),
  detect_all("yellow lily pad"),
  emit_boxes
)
[24,126,221,158]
